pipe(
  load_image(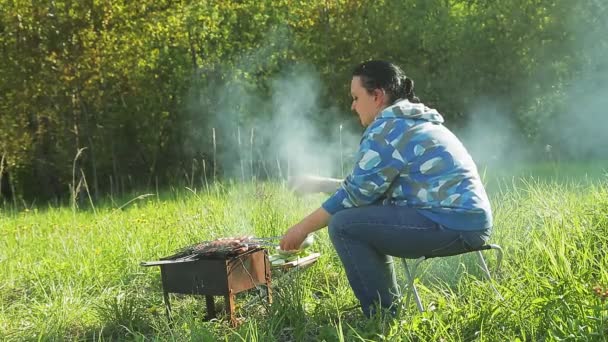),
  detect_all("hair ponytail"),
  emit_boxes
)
[395,75,409,100]
[403,77,420,103]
